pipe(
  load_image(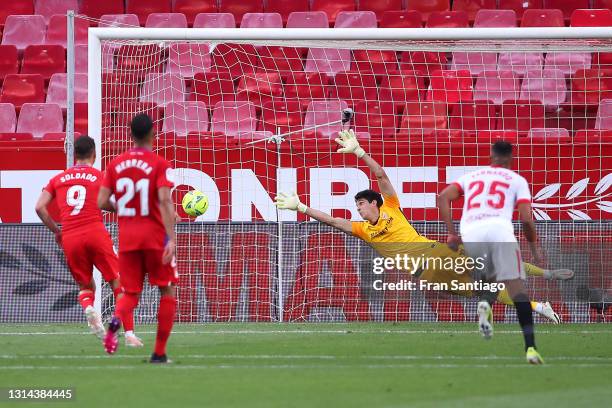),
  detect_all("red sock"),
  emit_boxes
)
[78,290,94,310]
[154,295,176,356]
[115,292,139,330]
